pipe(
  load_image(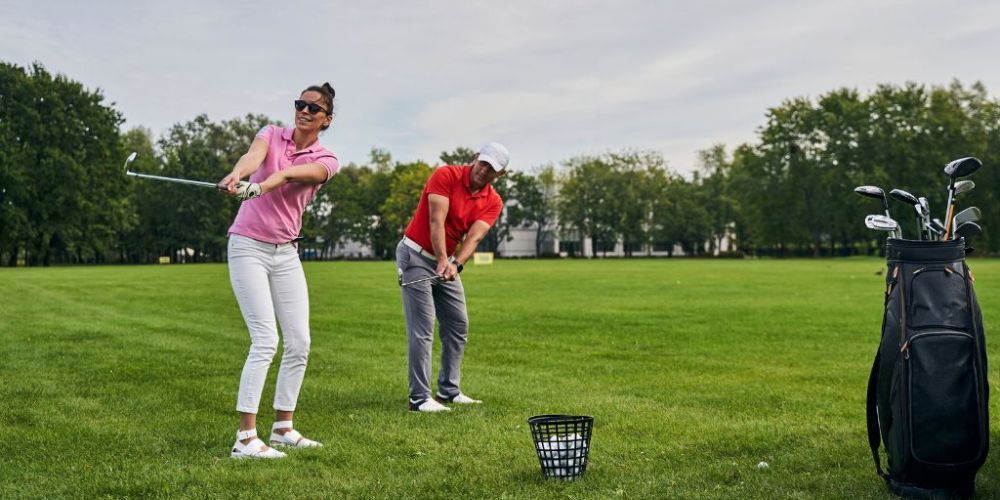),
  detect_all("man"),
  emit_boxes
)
[396,142,509,412]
